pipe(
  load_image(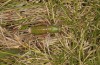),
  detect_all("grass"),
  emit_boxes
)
[0,0,100,65]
